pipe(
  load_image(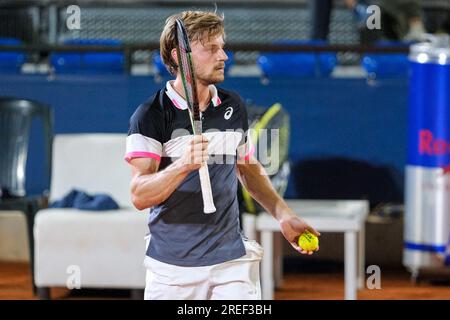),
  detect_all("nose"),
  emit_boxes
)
[219,49,228,61]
